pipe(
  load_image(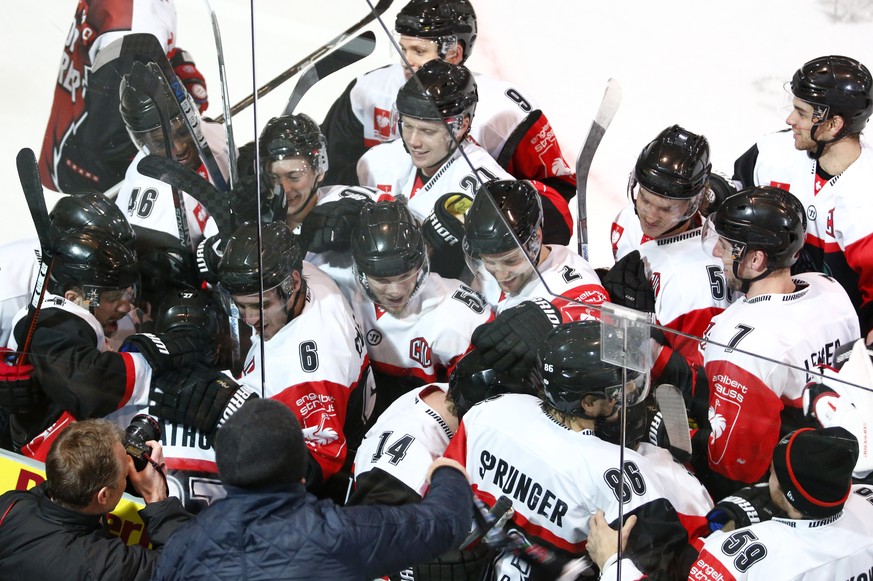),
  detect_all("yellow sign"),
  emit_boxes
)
[0,448,153,547]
